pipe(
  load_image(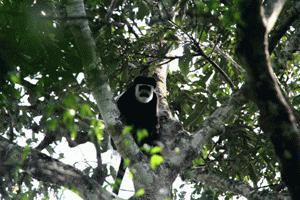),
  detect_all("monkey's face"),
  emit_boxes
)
[135,84,154,103]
